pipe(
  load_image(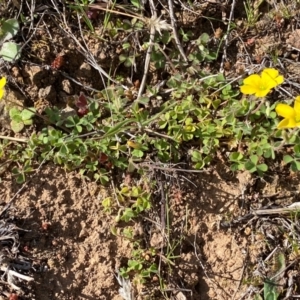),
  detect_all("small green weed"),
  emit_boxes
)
[111,226,158,285]
[116,186,151,222]
[11,160,34,184]
[243,0,264,28]
[0,18,21,61]
[119,248,158,285]
[283,150,300,172]
[3,1,300,297]
[9,107,36,133]
[103,185,152,221]
[254,252,285,300]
